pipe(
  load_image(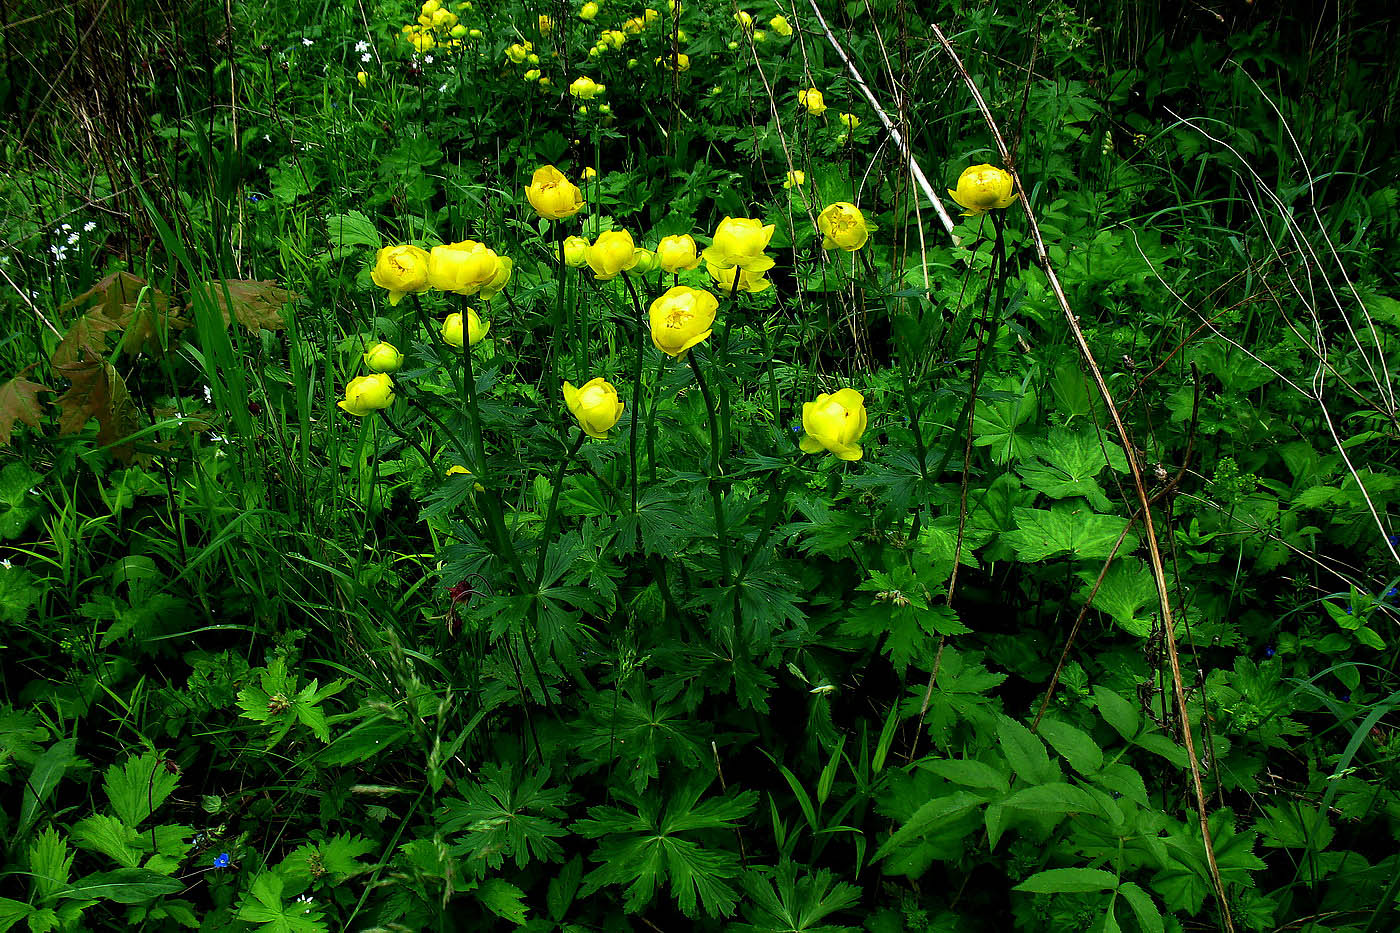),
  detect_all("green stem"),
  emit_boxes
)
[621,272,649,516]
[377,409,444,483]
[687,351,732,584]
[734,467,798,586]
[646,354,666,484]
[536,431,587,582]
